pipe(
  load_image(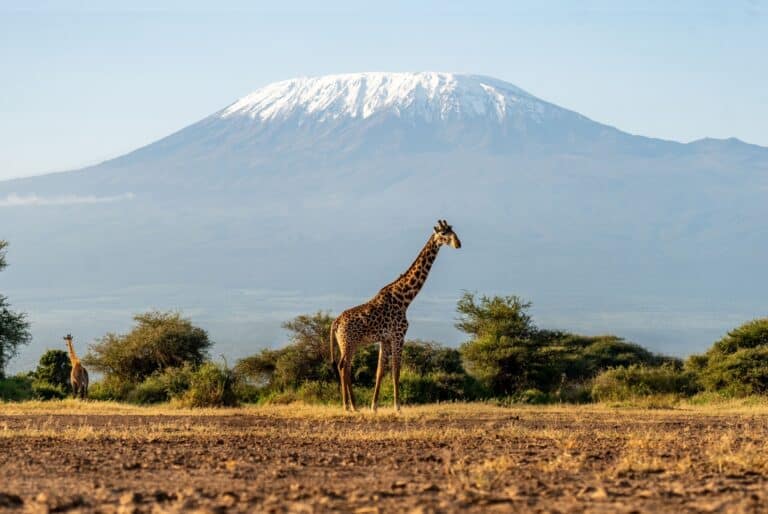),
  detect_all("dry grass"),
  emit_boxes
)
[3,400,768,480]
